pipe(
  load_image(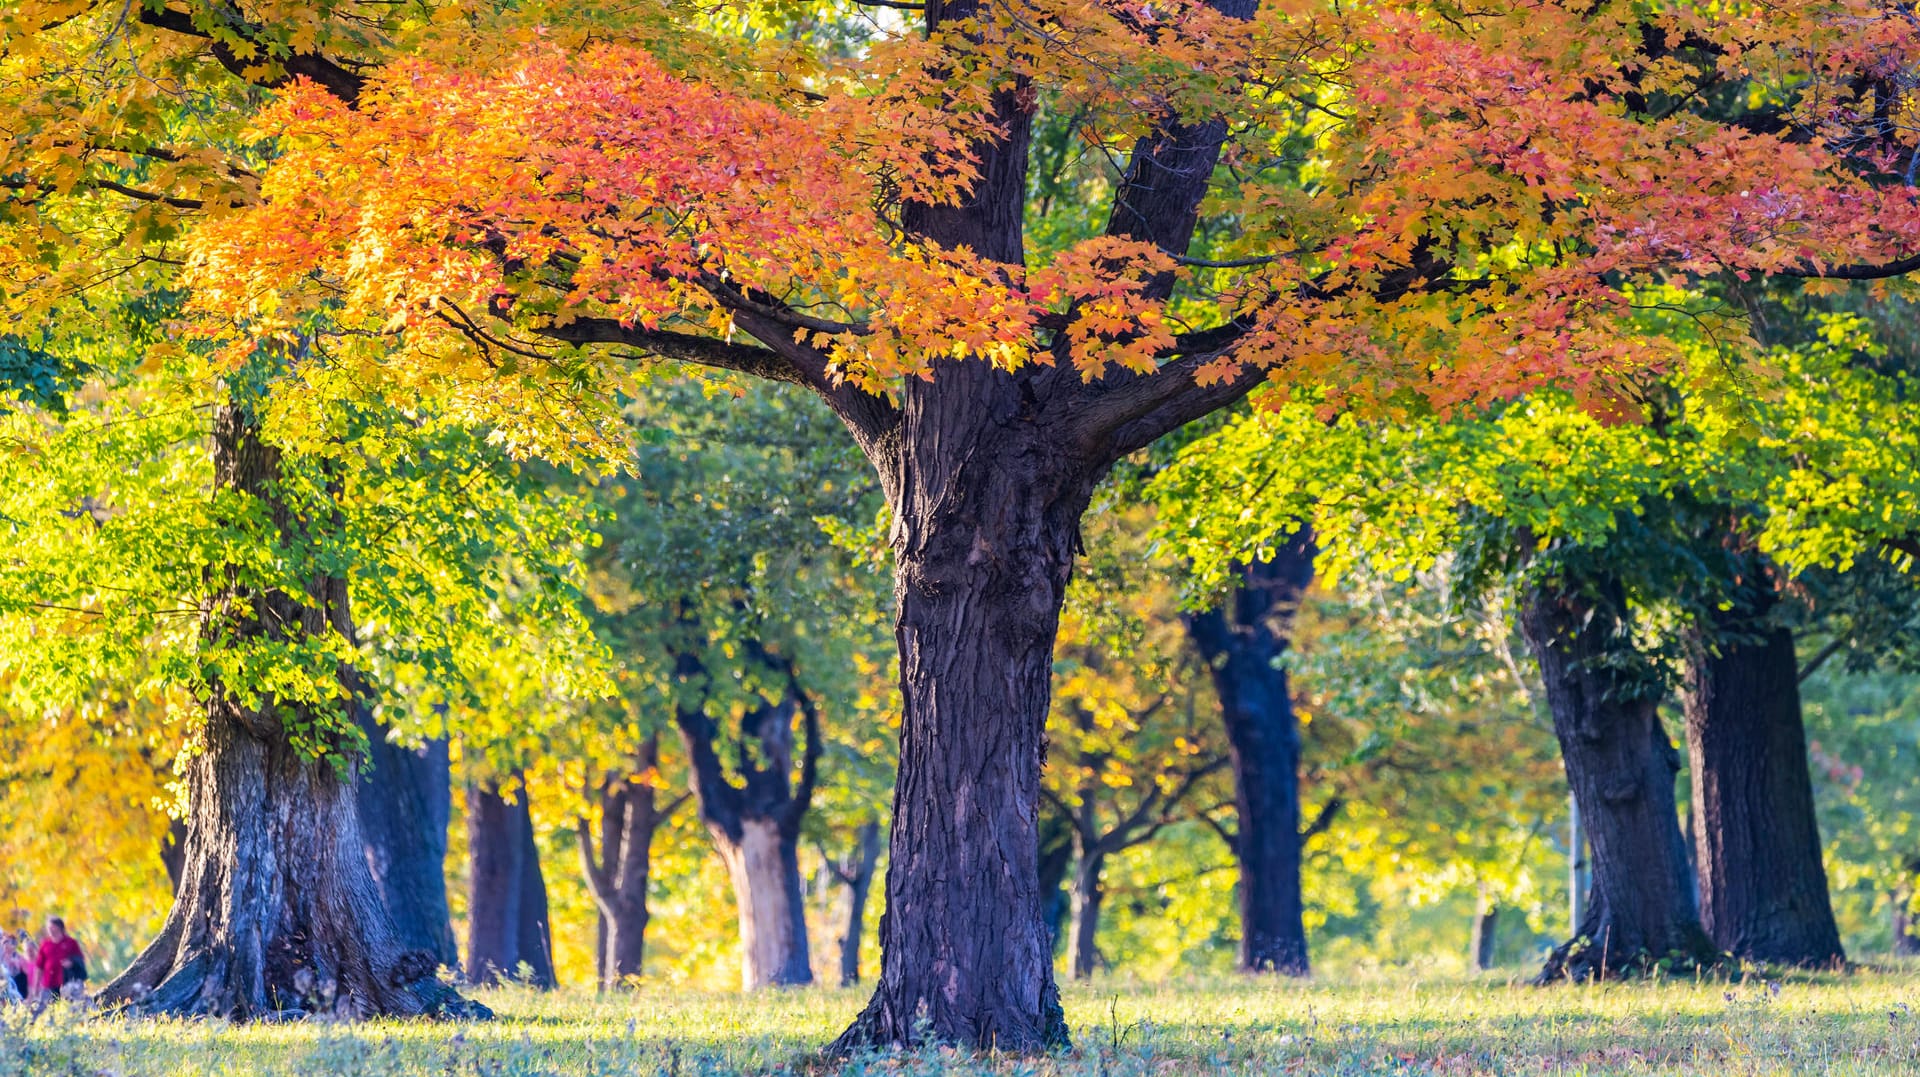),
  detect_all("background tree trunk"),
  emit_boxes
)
[98,401,478,1020]
[1684,611,1845,968]
[677,655,820,989]
[465,775,555,988]
[1893,878,1920,956]
[579,736,669,989]
[1470,905,1500,971]
[828,820,883,986]
[1067,852,1106,980]
[1038,811,1074,955]
[1521,579,1717,982]
[1184,532,1316,975]
[356,716,457,966]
